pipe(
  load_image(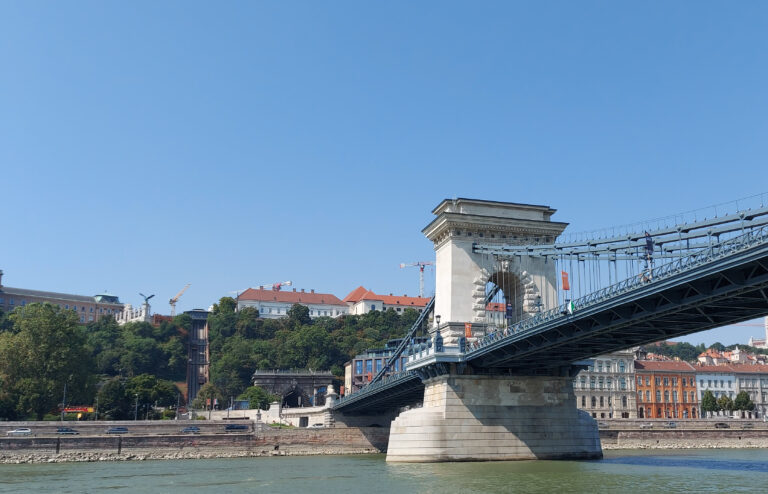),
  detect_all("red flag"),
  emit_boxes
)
[561,271,570,291]
[464,322,472,338]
